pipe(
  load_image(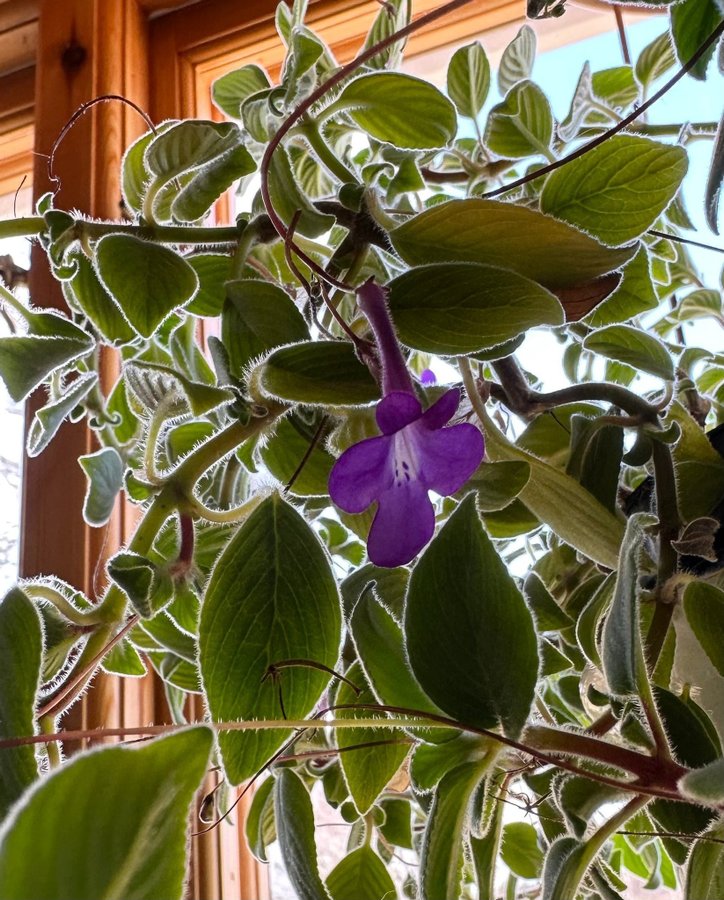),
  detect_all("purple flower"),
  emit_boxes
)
[328,280,484,568]
[420,368,437,386]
